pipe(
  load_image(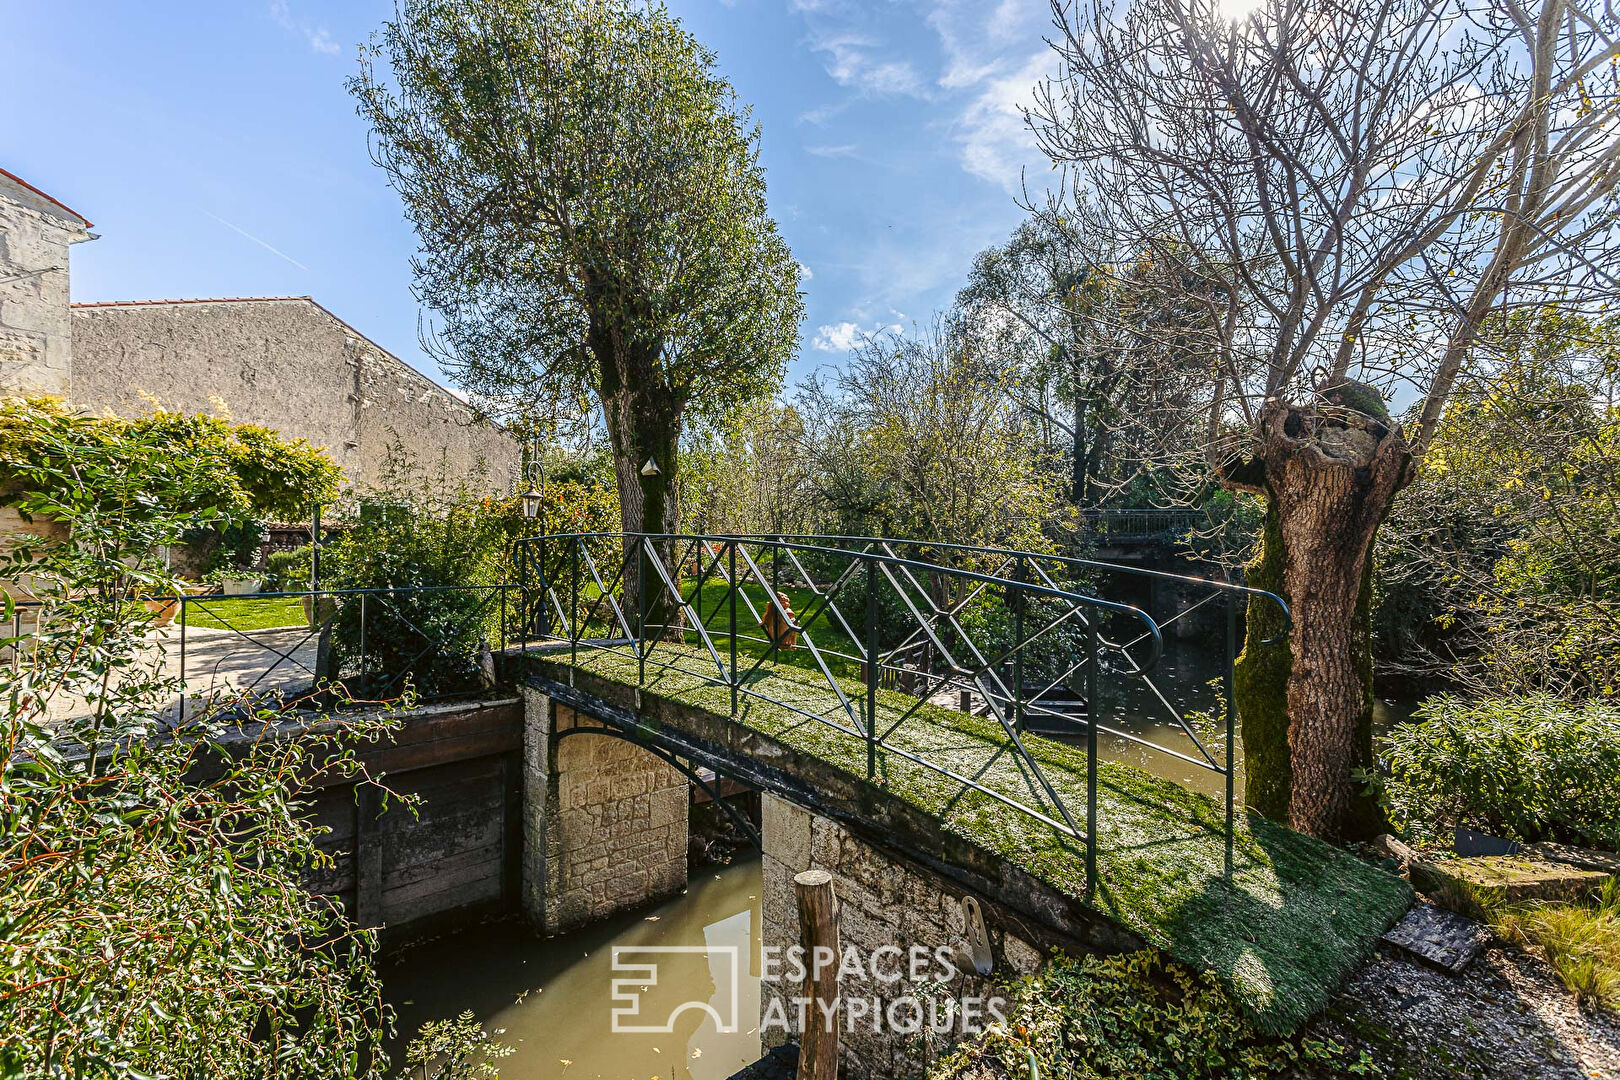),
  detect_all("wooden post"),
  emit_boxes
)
[354,784,383,927]
[794,869,840,1080]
